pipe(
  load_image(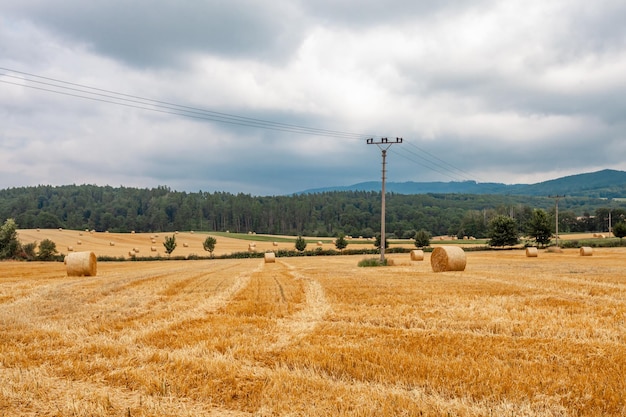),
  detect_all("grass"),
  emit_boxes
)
[1,249,625,416]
